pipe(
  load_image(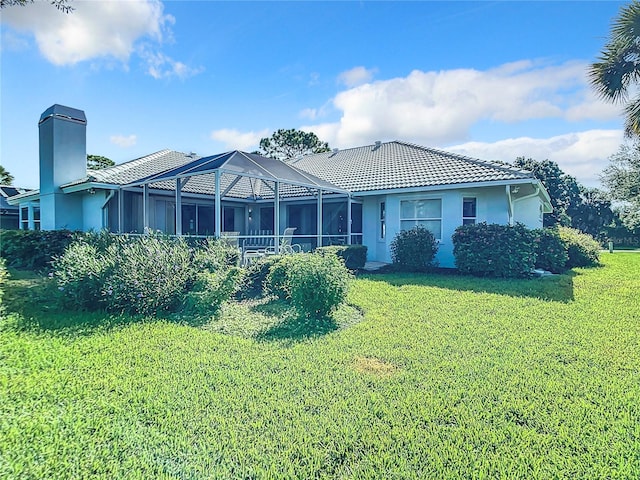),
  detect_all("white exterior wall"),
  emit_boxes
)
[513,195,544,228]
[360,185,545,268]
